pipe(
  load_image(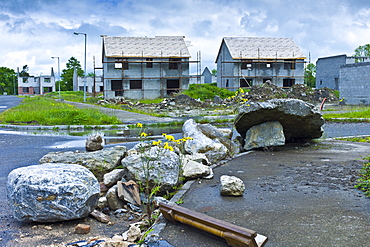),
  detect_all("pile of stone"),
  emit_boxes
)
[7,119,237,225]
